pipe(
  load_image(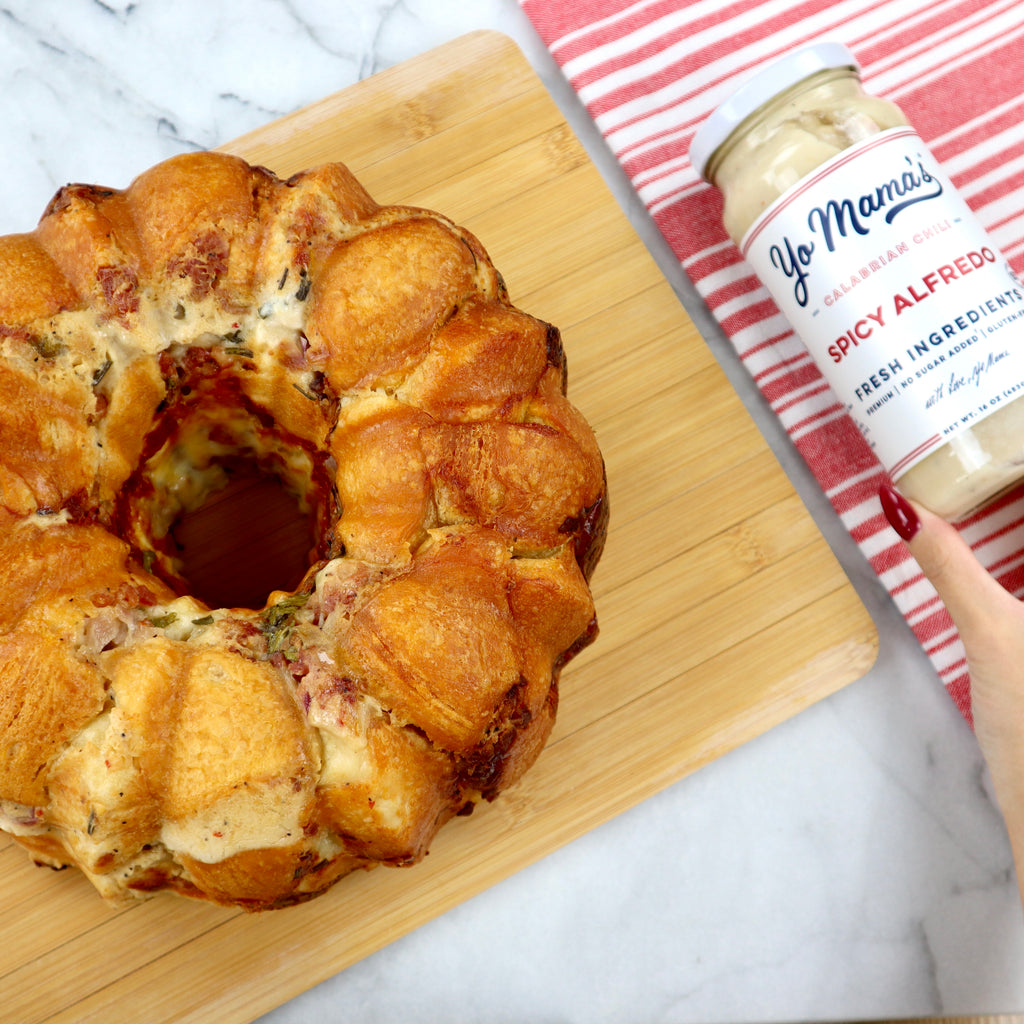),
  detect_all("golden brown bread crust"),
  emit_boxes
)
[0,151,606,910]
